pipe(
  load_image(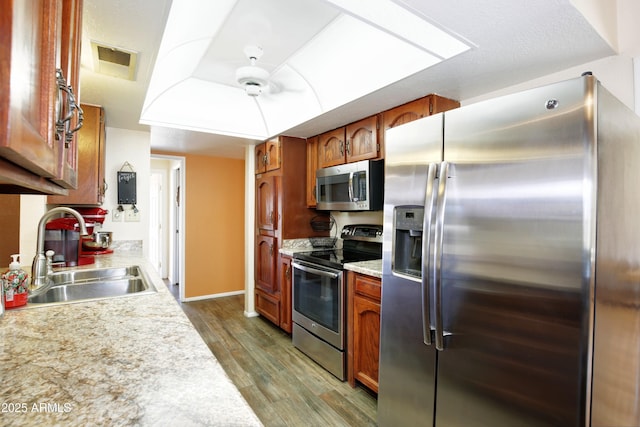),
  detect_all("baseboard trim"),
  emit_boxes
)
[182,290,245,302]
